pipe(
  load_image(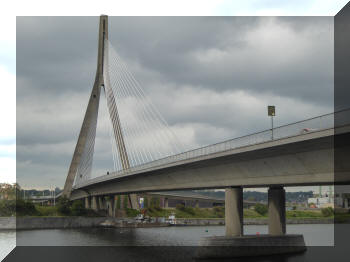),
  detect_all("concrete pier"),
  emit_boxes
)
[91,196,99,211]
[225,187,243,236]
[108,196,115,217]
[98,197,104,210]
[84,197,91,209]
[129,194,139,209]
[268,186,286,235]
